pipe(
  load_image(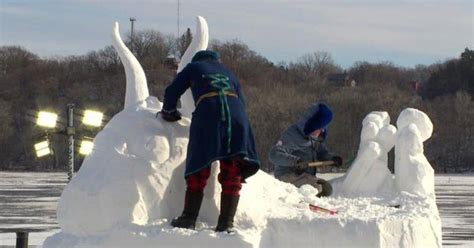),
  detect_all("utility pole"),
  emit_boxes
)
[177,0,180,38]
[130,17,136,53]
